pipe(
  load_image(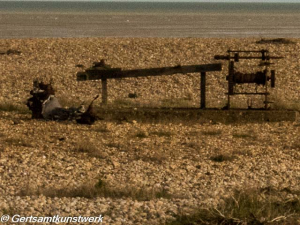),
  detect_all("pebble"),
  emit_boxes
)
[0,38,299,224]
